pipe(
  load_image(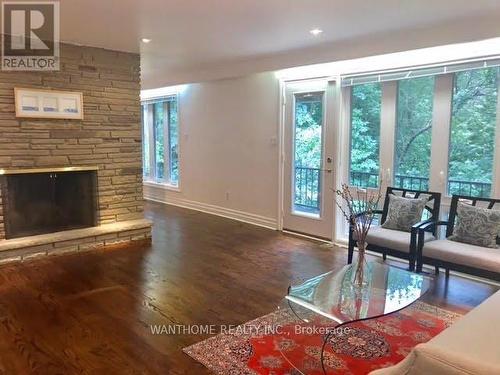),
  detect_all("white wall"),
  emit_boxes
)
[144,72,281,228]
[144,39,500,232]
